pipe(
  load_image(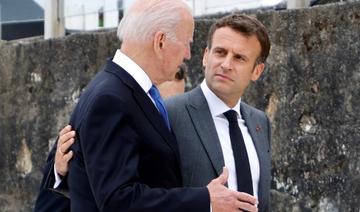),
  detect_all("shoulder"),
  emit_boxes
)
[165,86,202,110]
[241,102,270,130]
[164,86,201,111]
[165,93,188,109]
[241,102,267,118]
